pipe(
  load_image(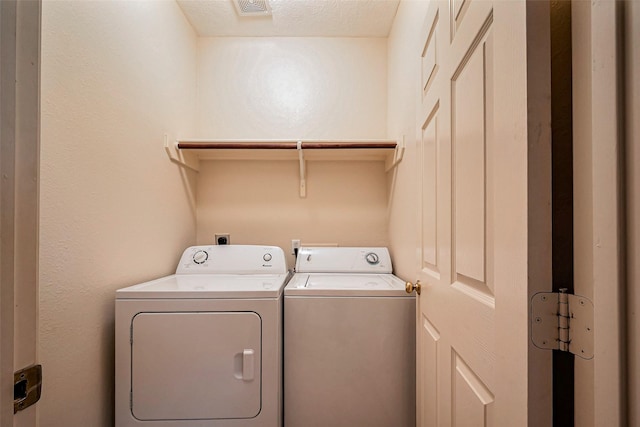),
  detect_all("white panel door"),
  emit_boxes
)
[413,1,552,425]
